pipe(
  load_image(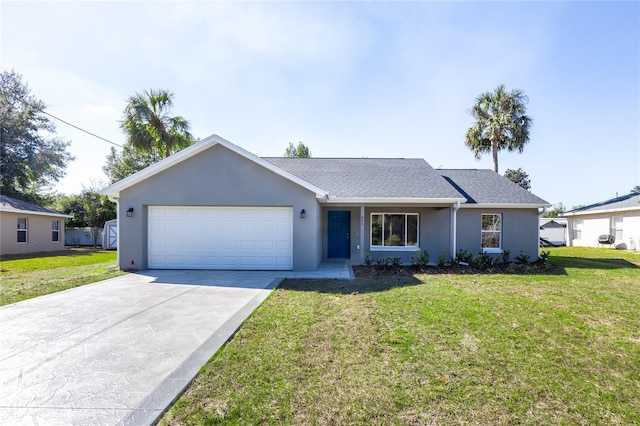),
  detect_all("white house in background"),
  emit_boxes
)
[539,218,568,246]
[562,192,640,250]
